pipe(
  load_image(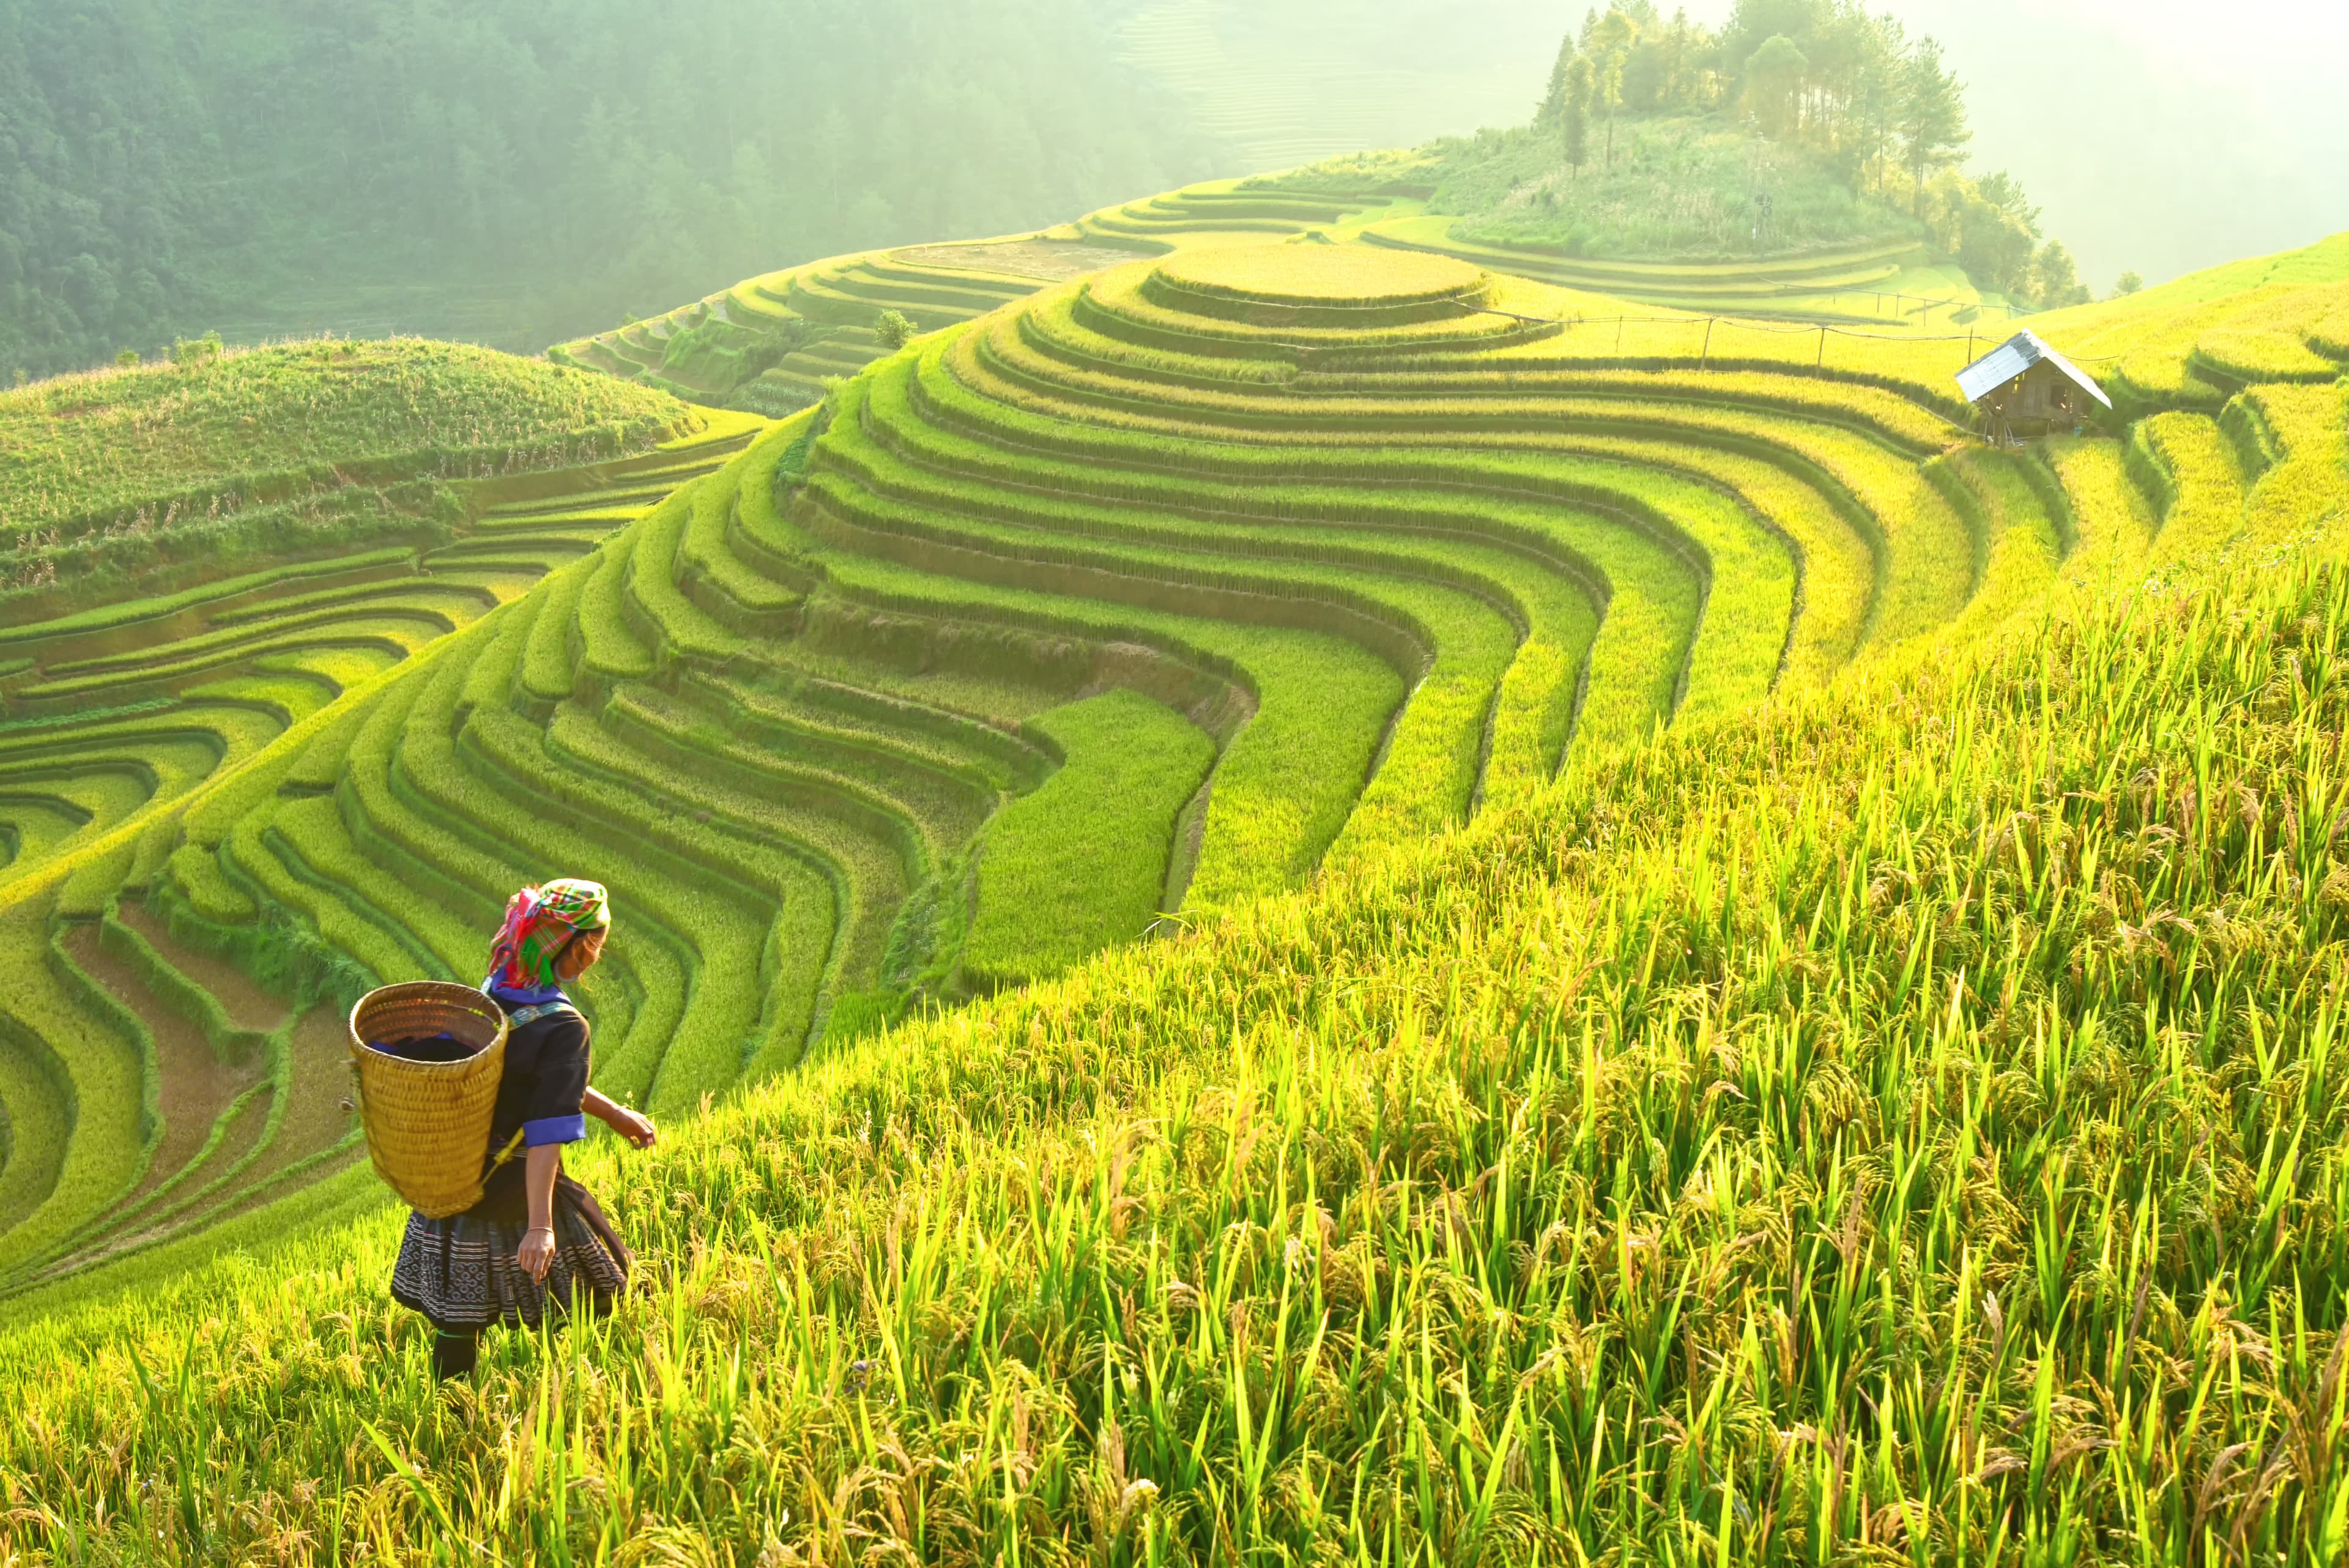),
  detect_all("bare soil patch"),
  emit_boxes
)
[61,926,264,1206]
[248,1007,361,1180]
[134,1006,357,1237]
[116,903,289,1030]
